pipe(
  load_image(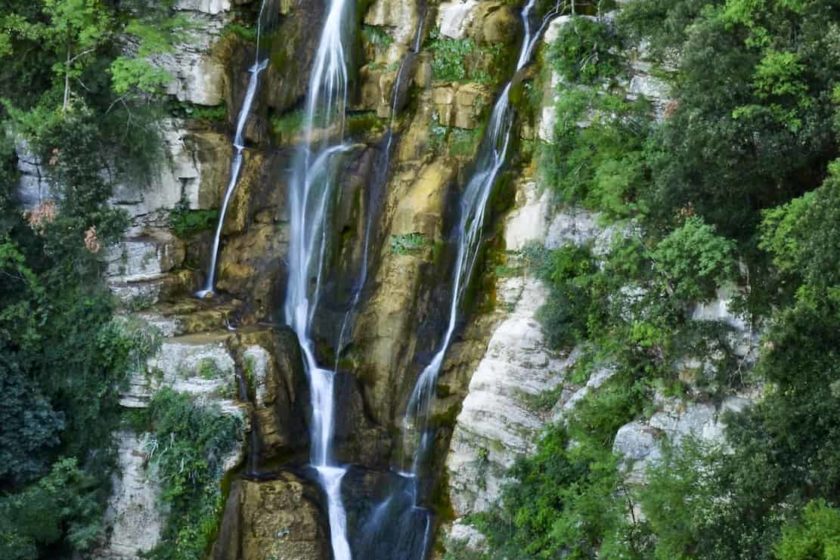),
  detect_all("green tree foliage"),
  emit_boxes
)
[0,459,103,560]
[760,161,840,289]
[0,2,182,556]
[619,0,840,238]
[651,217,735,303]
[428,29,510,85]
[472,370,650,560]
[776,500,840,560]
[491,2,840,557]
[542,18,652,219]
